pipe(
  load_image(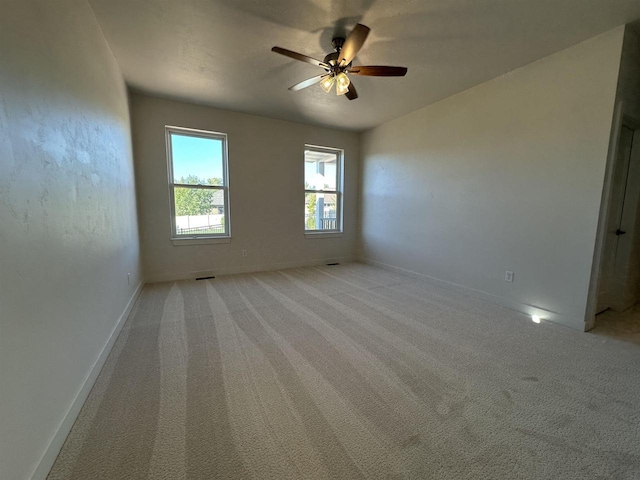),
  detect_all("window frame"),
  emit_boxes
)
[304,144,343,235]
[165,125,231,241]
